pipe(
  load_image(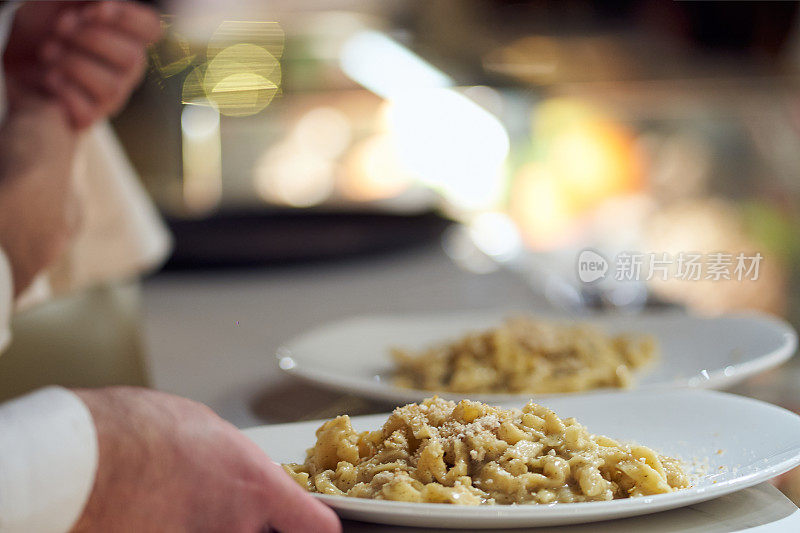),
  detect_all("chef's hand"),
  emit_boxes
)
[72,387,341,533]
[4,1,162,130]
[0,92,78,296]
